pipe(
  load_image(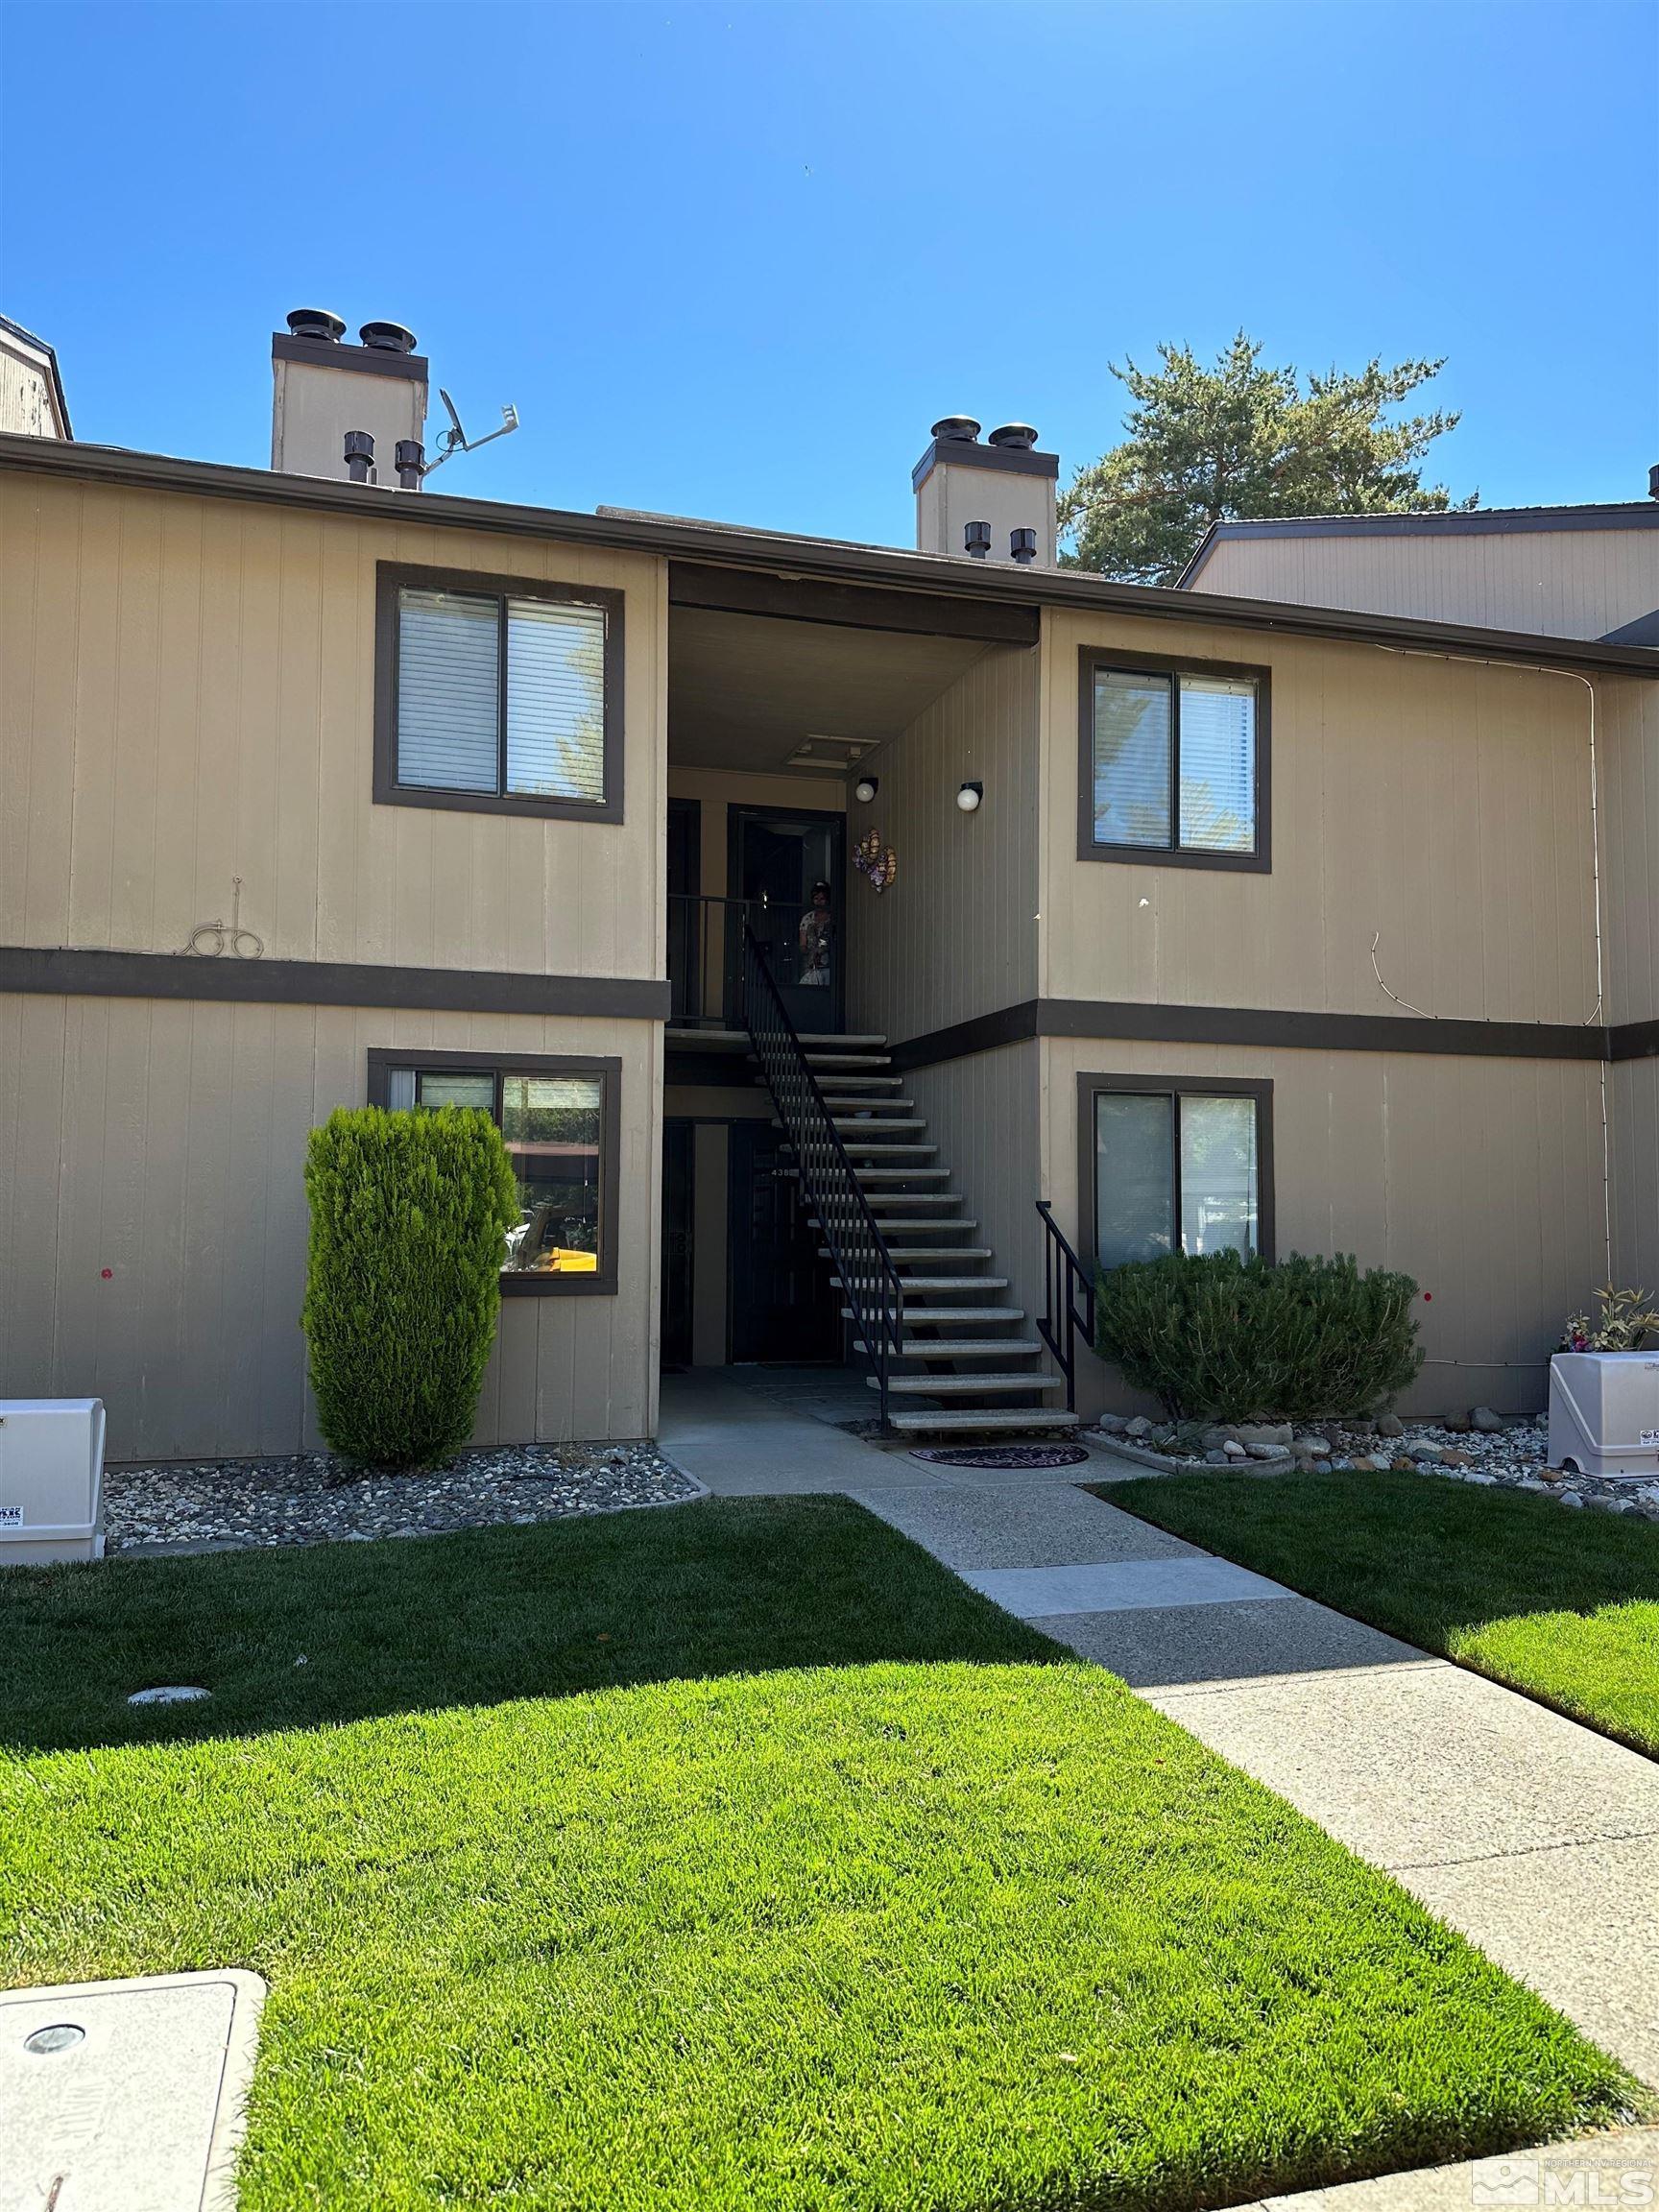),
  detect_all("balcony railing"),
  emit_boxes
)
[667,893,767,1026]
